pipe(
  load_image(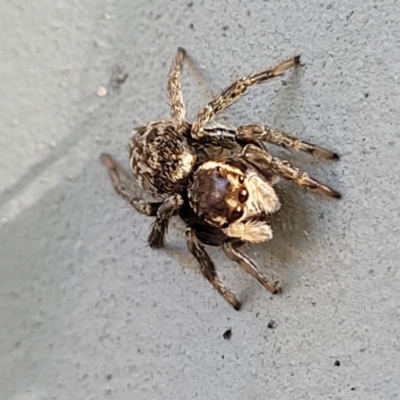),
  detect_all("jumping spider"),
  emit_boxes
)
[101,48,340,310]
